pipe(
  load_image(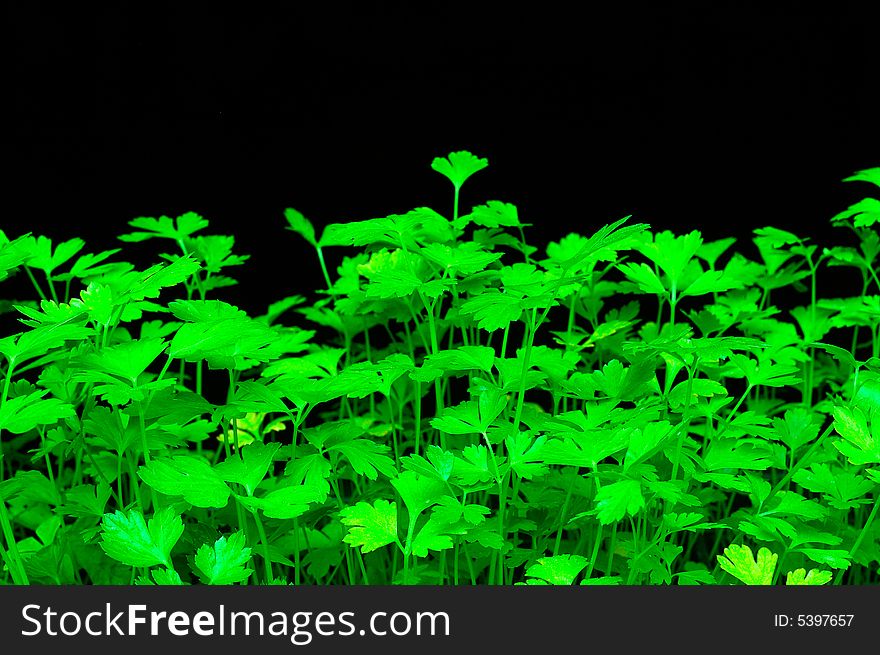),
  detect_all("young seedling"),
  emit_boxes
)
[0,157,877,586]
